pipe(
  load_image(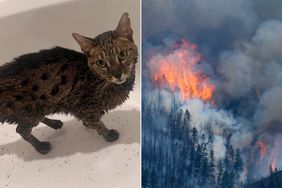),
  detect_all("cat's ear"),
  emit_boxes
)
[72,33,94,55]
[116,12,133,41]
